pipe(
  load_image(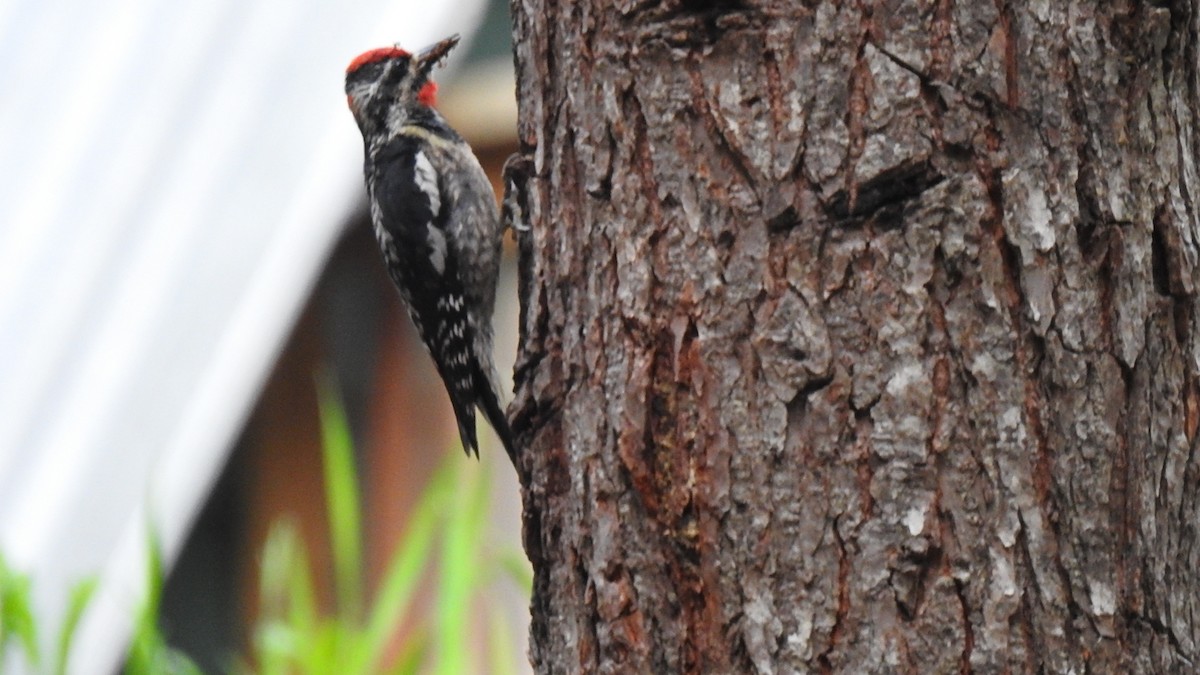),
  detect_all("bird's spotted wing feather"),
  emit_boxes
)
[372,135,483,456]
